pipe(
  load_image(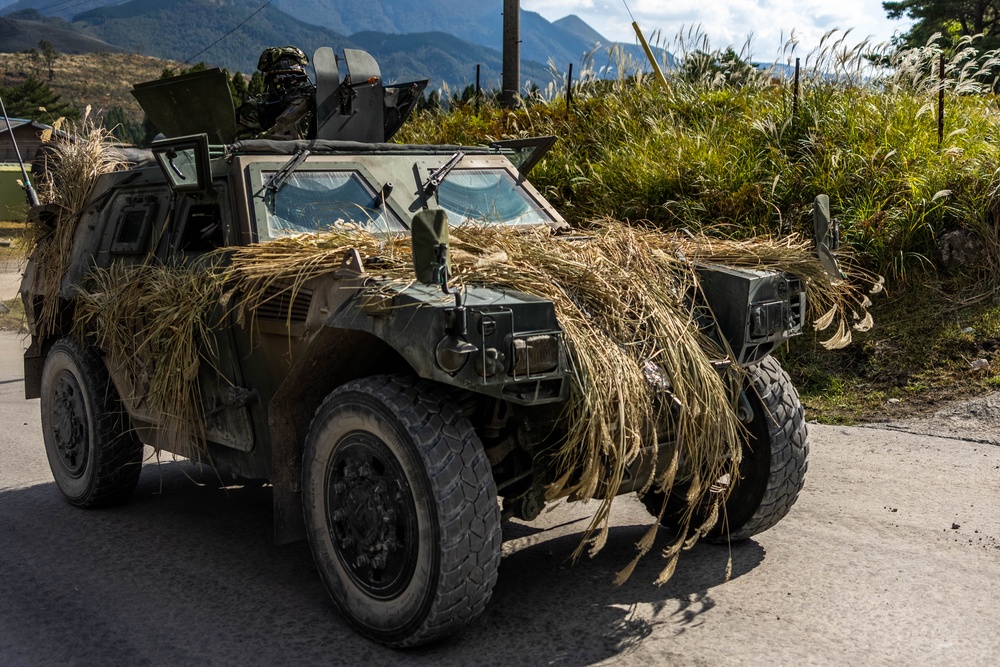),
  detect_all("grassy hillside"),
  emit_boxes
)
[0,51,179,124]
